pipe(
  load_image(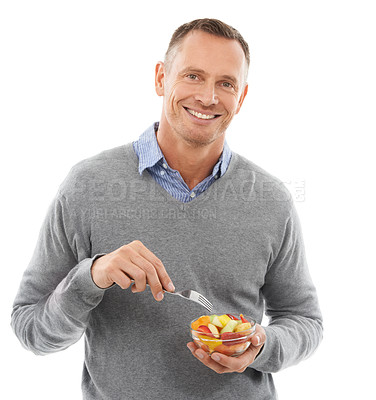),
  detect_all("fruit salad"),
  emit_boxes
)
[190,313,256,357]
